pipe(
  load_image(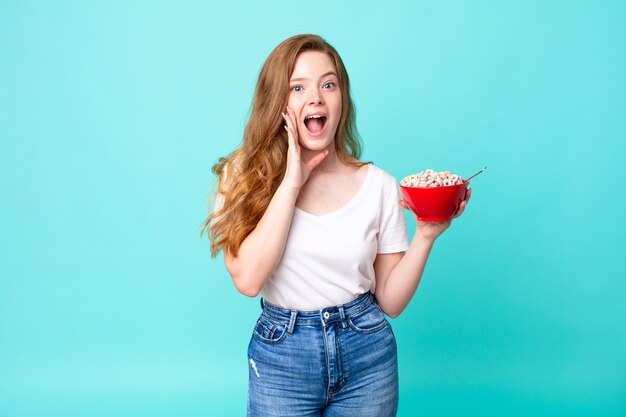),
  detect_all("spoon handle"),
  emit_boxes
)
[465,166,487,182]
